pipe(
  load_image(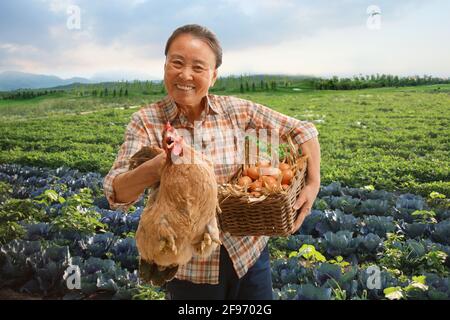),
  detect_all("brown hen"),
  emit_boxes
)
[130,122,221,286]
